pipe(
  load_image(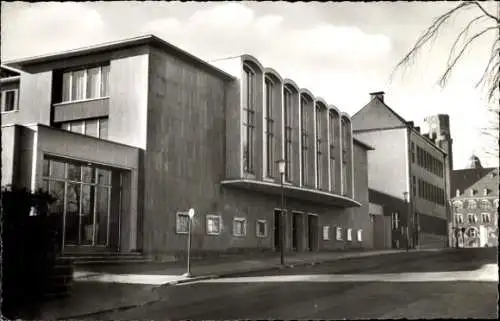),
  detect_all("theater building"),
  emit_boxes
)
[2,34,374,261]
